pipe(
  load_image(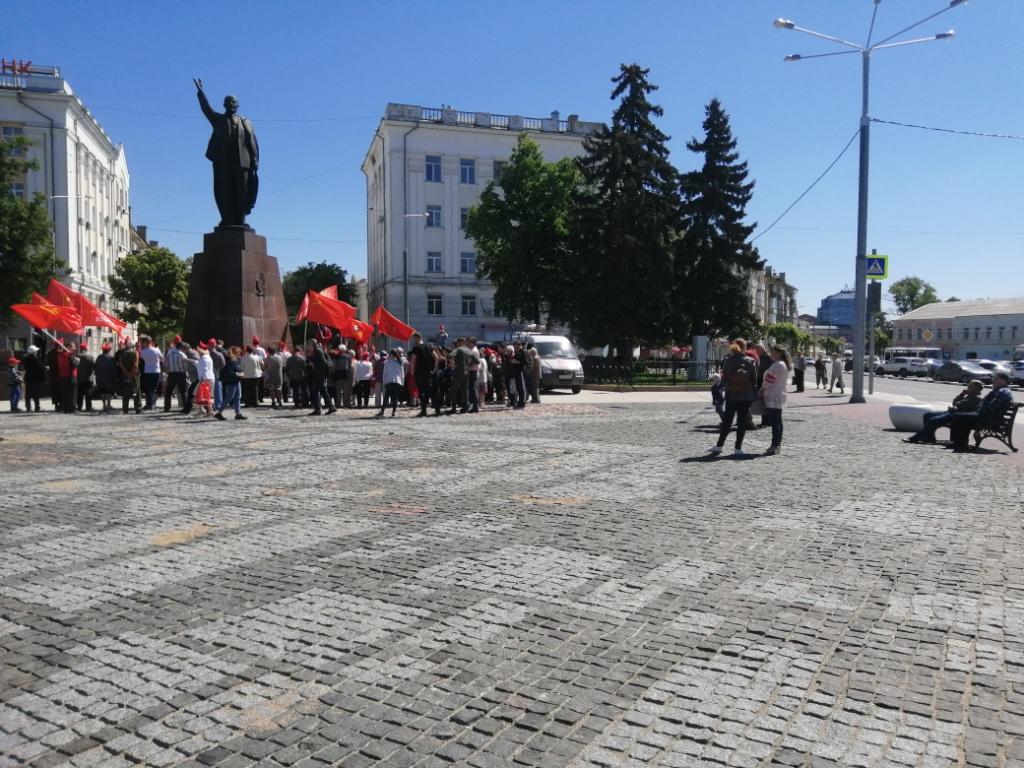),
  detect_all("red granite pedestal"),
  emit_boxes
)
[182,229,291,347]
